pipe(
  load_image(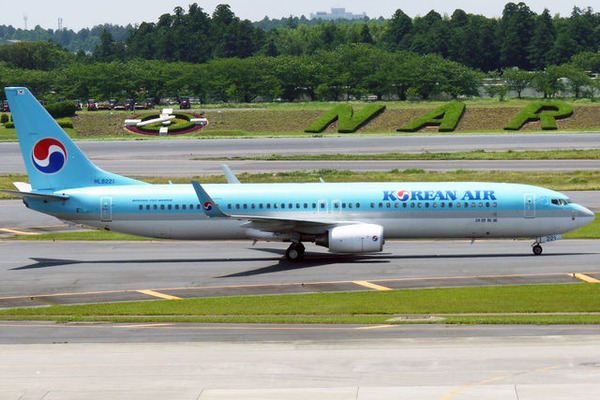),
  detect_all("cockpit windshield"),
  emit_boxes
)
[551,198,572,206]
